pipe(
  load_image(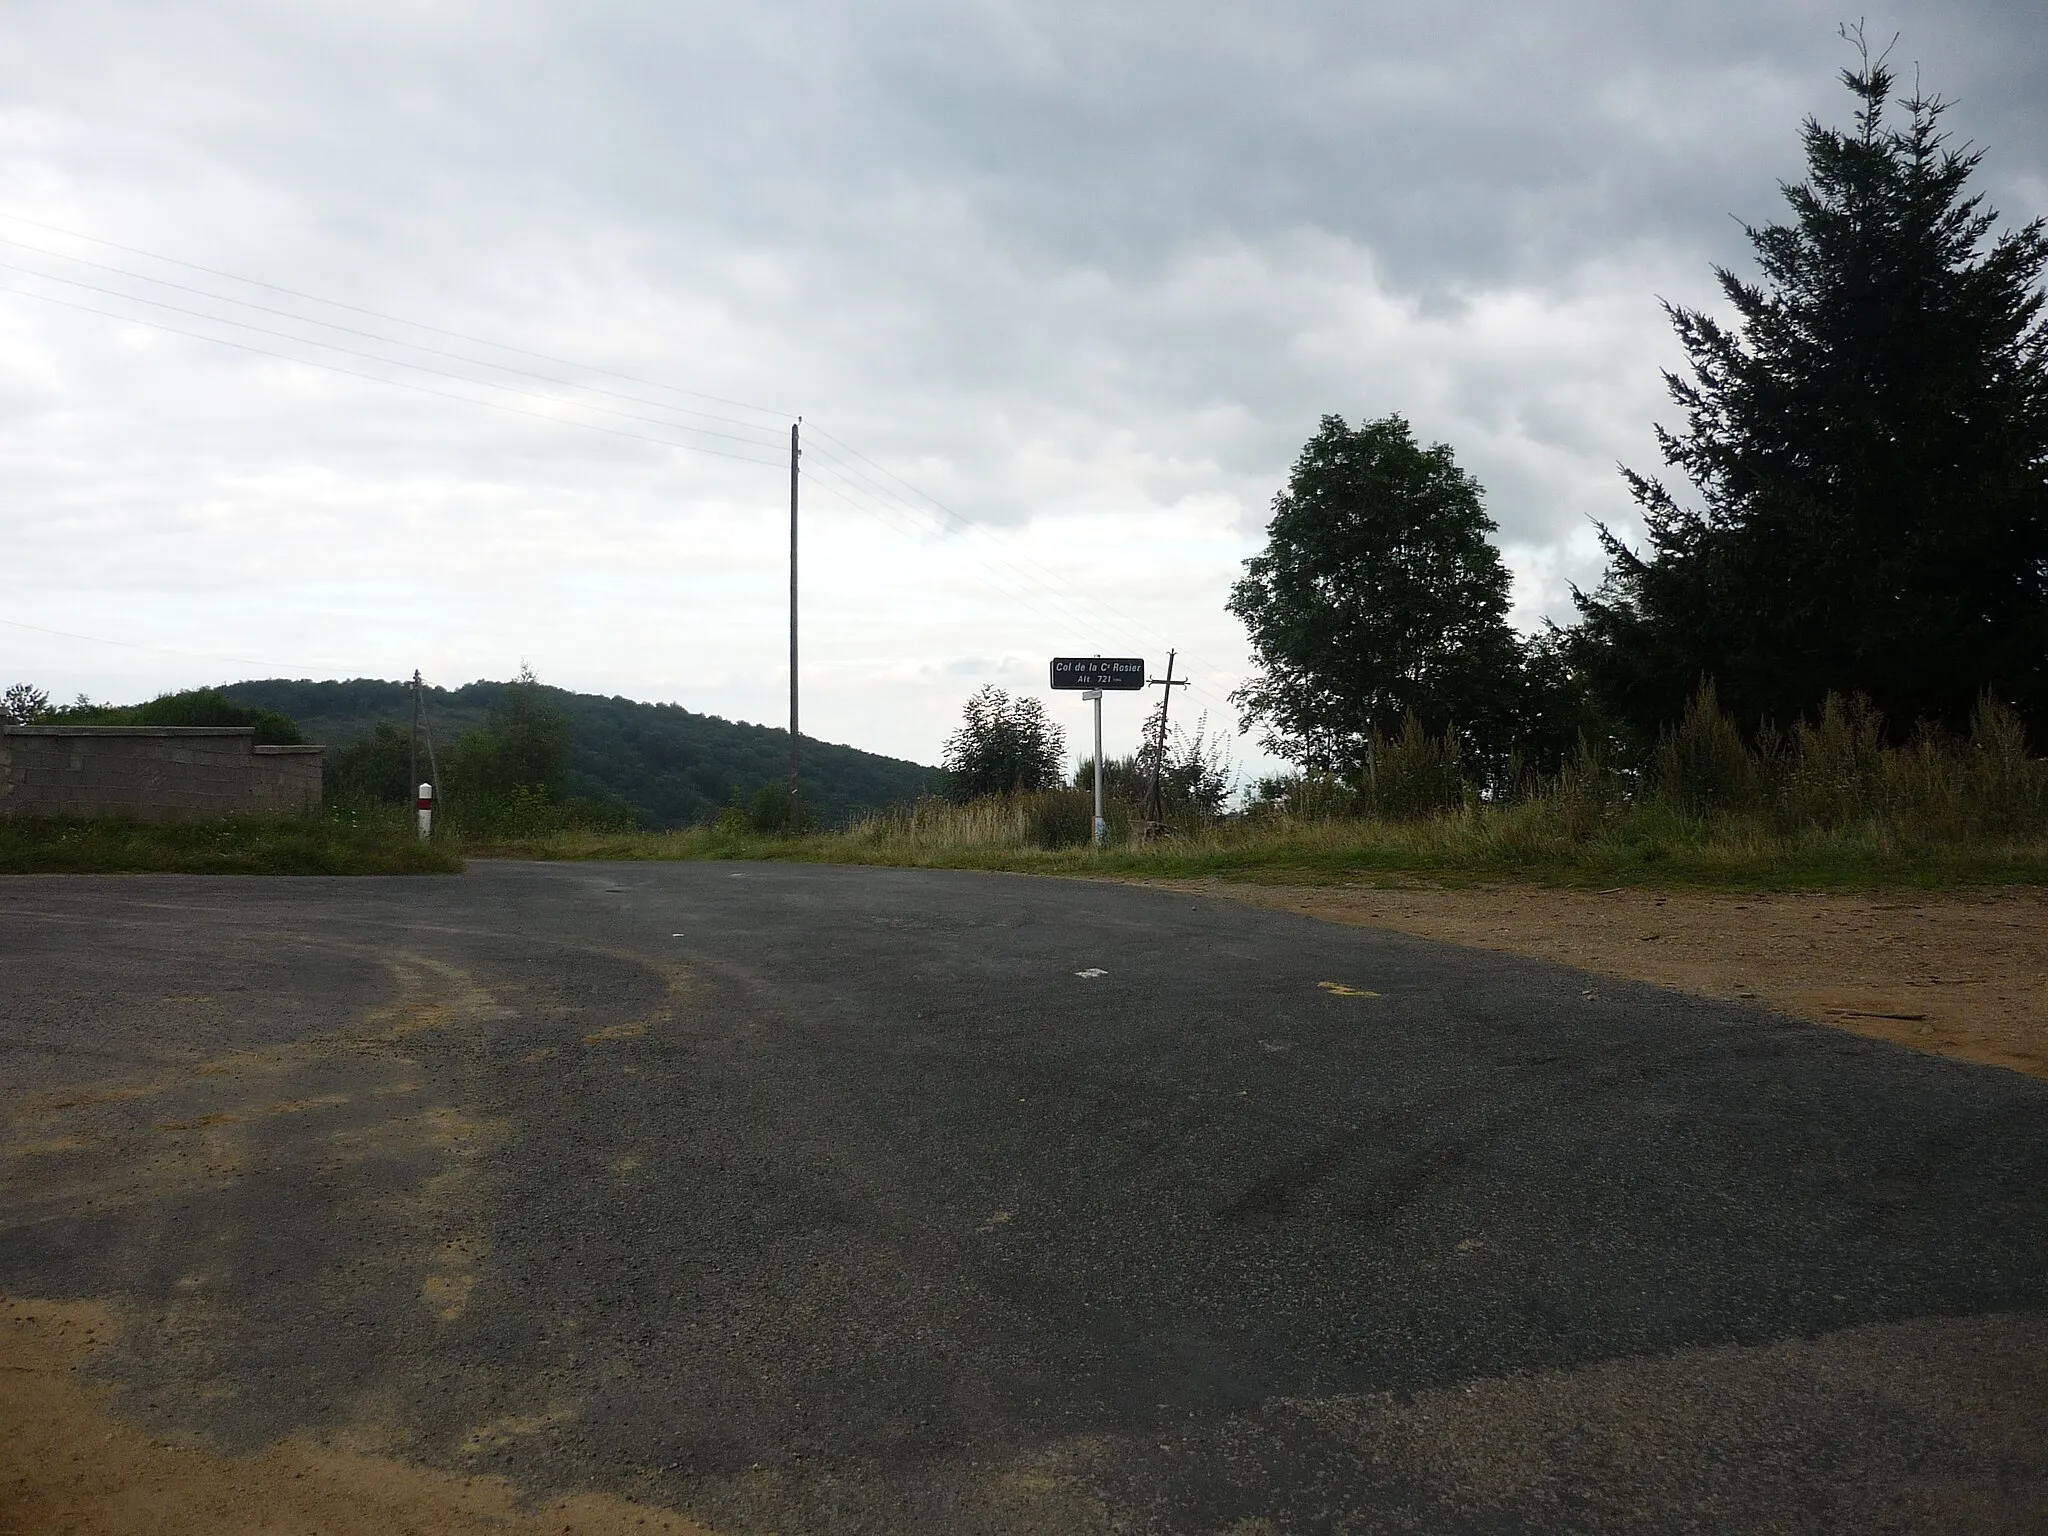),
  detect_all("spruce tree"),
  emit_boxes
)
[1574,34,2048,741]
